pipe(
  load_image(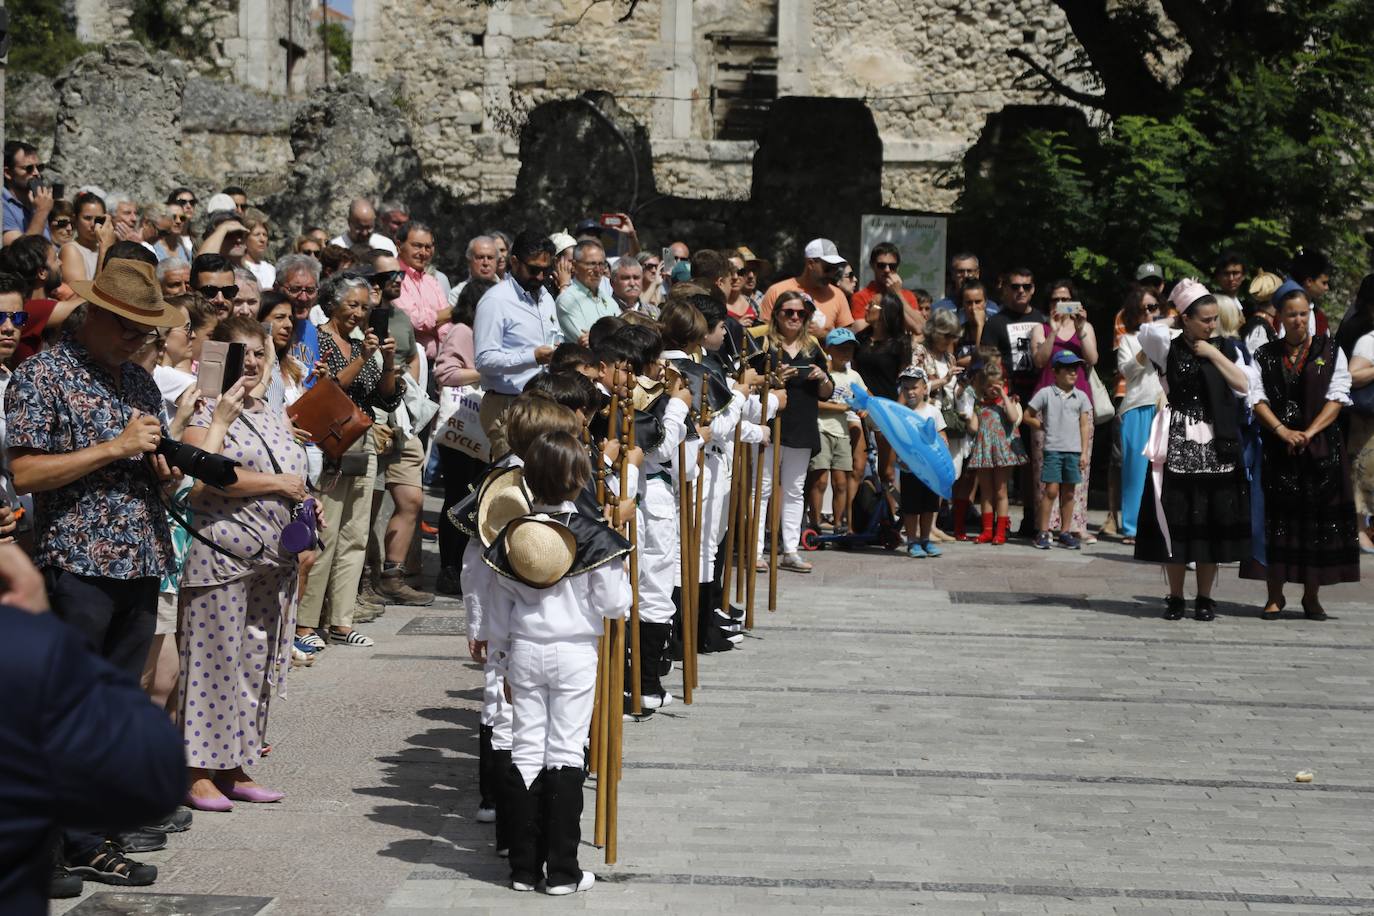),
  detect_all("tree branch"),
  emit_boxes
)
[1006,49,1109,110]
[617,0,642,23]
